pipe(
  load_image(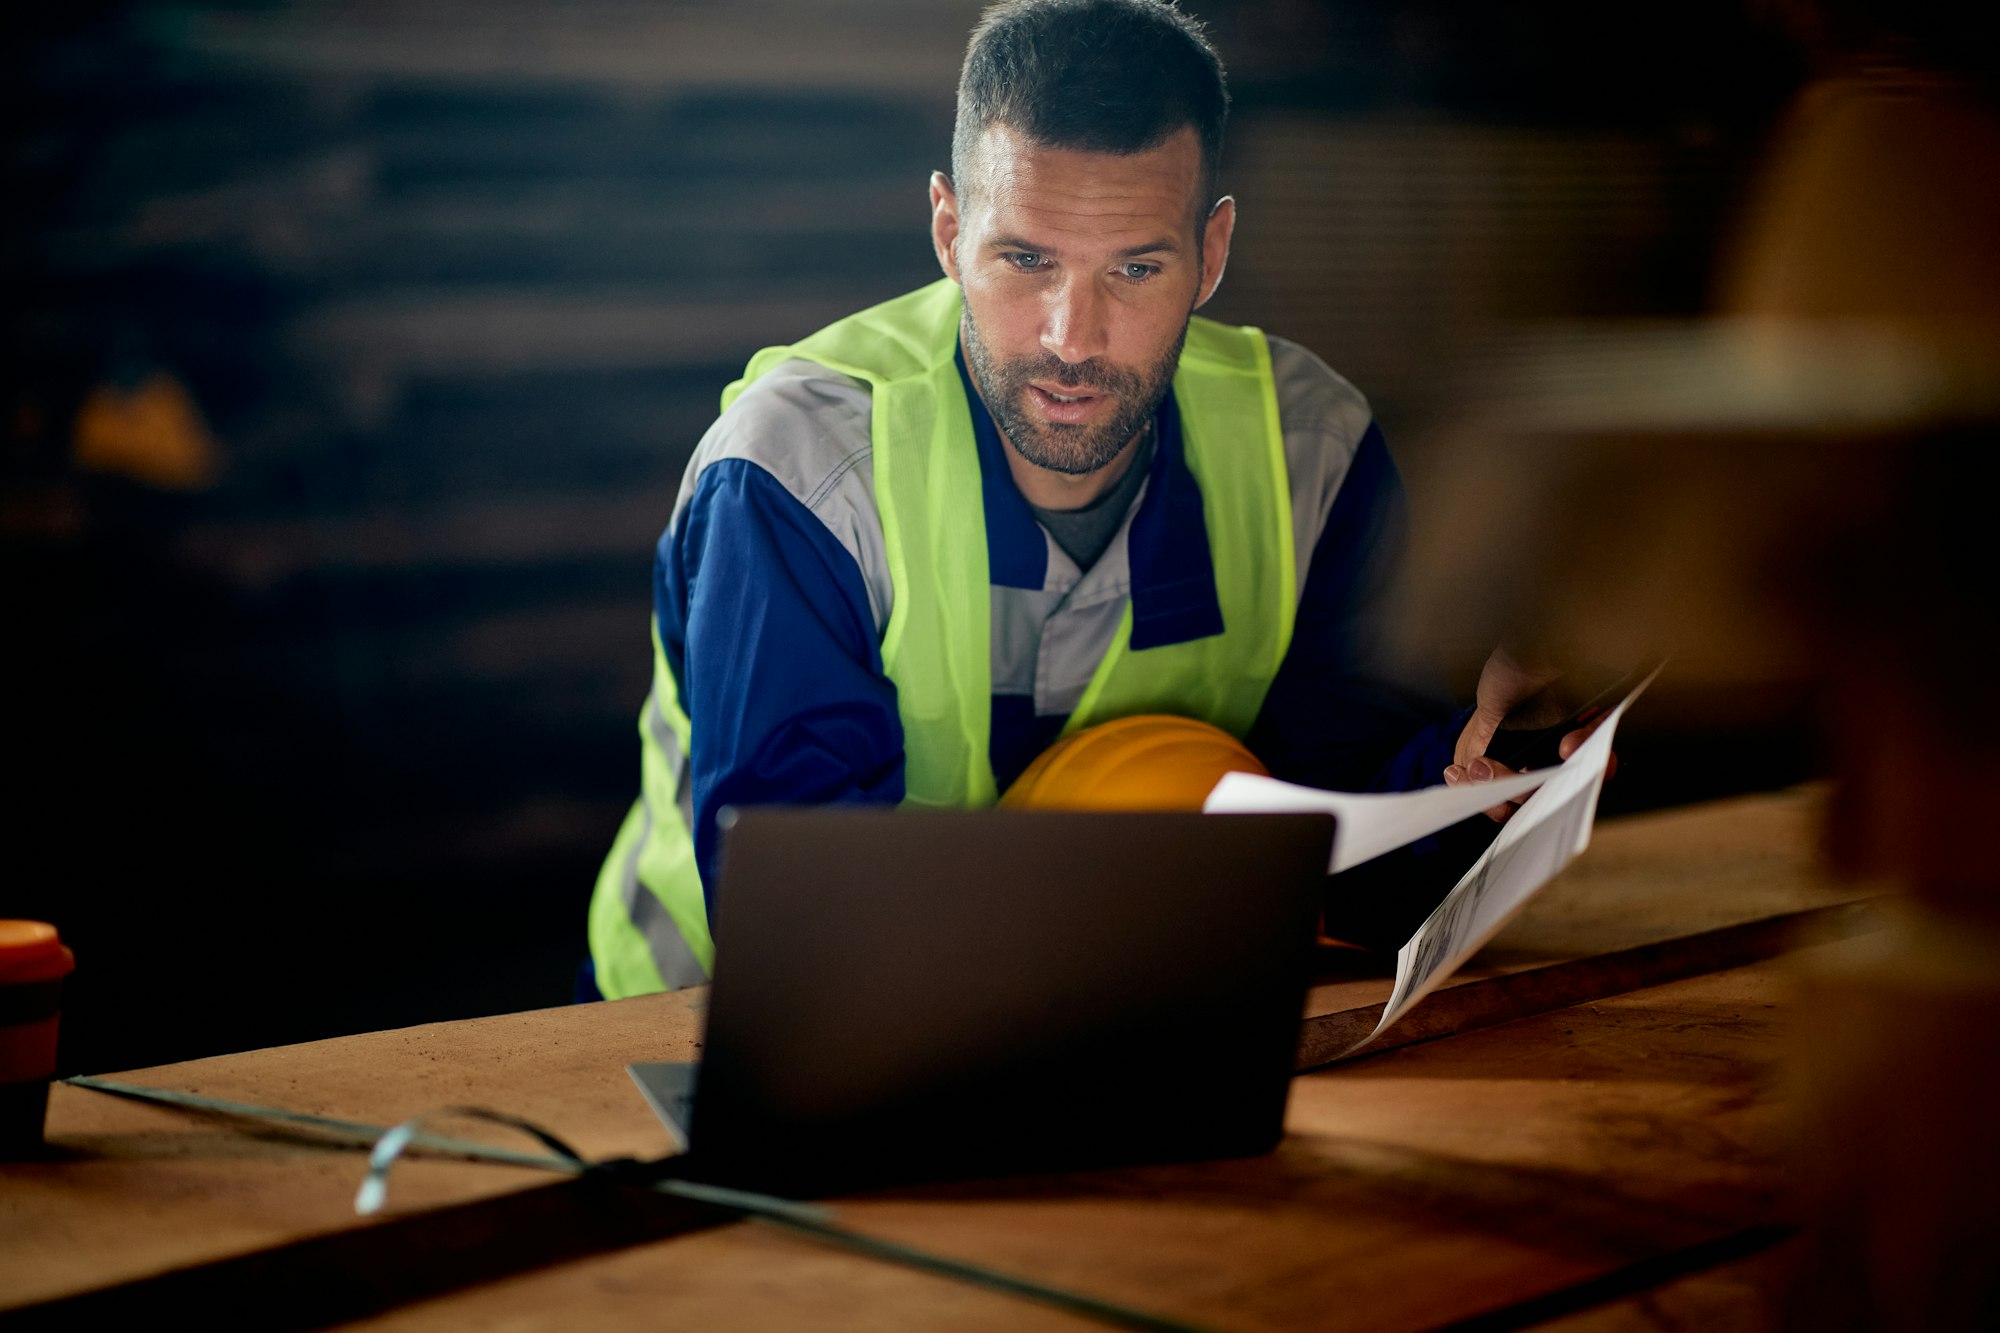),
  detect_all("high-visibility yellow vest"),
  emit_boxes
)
[589,278,1295,997]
